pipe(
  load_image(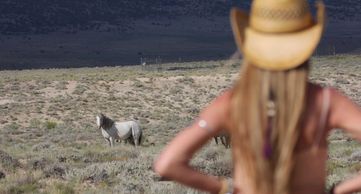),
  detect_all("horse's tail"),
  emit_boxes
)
[131,121,142,146]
